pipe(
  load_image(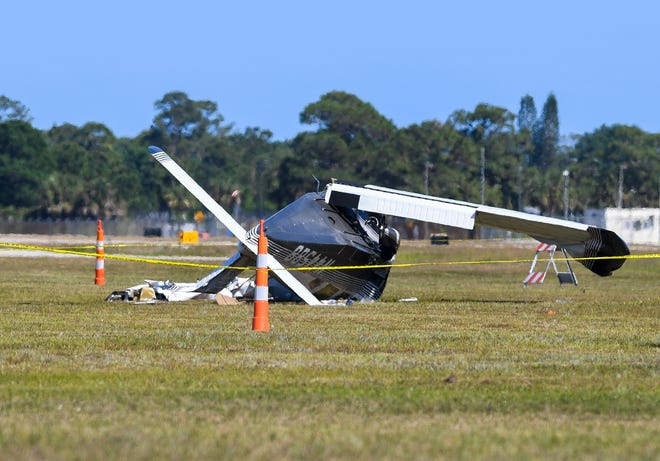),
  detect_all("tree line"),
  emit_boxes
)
[1,91,659,222]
